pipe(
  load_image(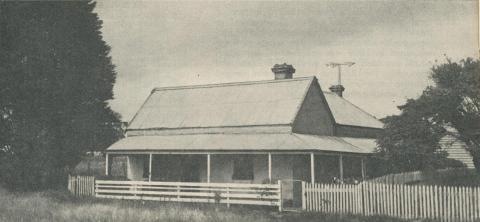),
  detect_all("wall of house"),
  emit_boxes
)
[439,134,475,168]
[292,81,335,136]
[127,155,146,180]
[271,155,293,182]
[206,154,310,202]
[124,153,311,184]
[335,124,382,138]
[151,155,207,182]
[202,154,310,184]
[207,154,269,183]
[123,153,364,183]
